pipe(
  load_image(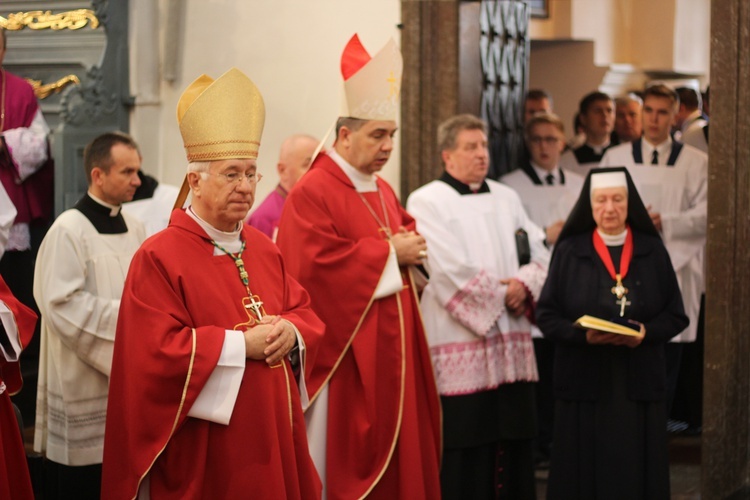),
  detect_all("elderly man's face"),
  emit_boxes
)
[591,186,628,235]
[191,158,259,232]
[338,120,397,175]
[443,128,489,186]
[279,136,318,189]
[615,101,642,142]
